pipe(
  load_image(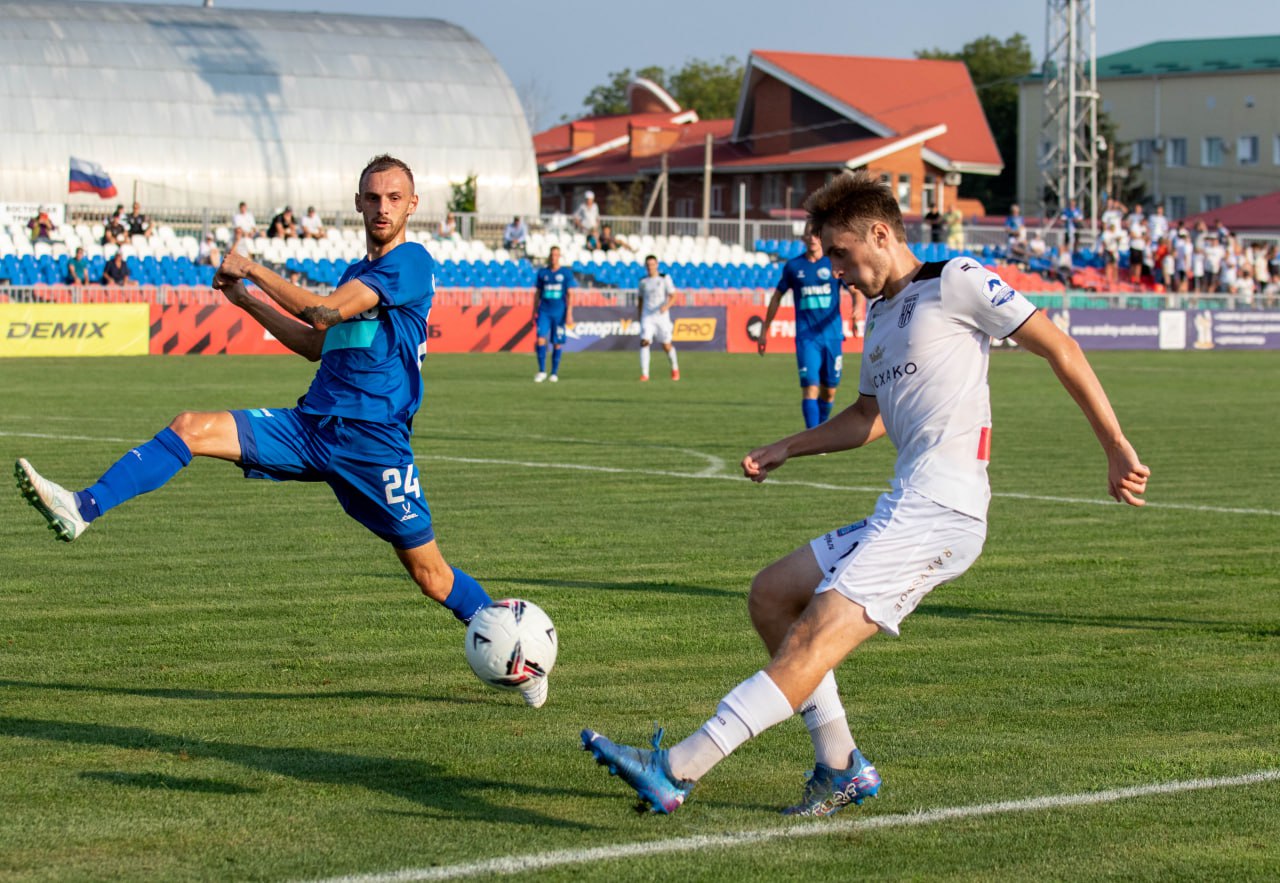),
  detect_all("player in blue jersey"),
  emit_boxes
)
[15,155,549,708]
[532,246,574,382]
[759,224,860,428]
